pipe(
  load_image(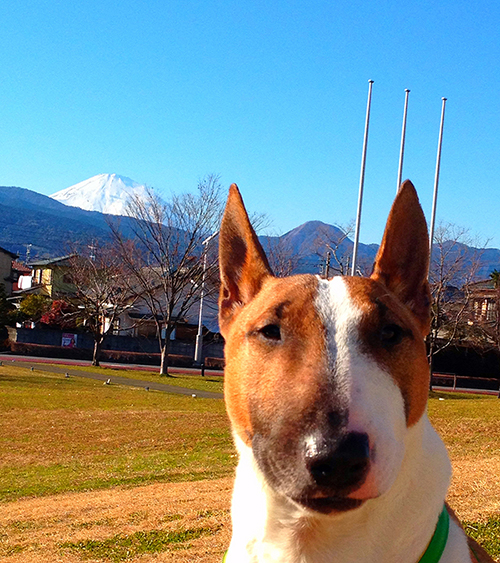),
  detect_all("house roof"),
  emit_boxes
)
[28,254,77,268]
[12,261,31,274]
[470,279,496,290]
[0,246,18,259]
